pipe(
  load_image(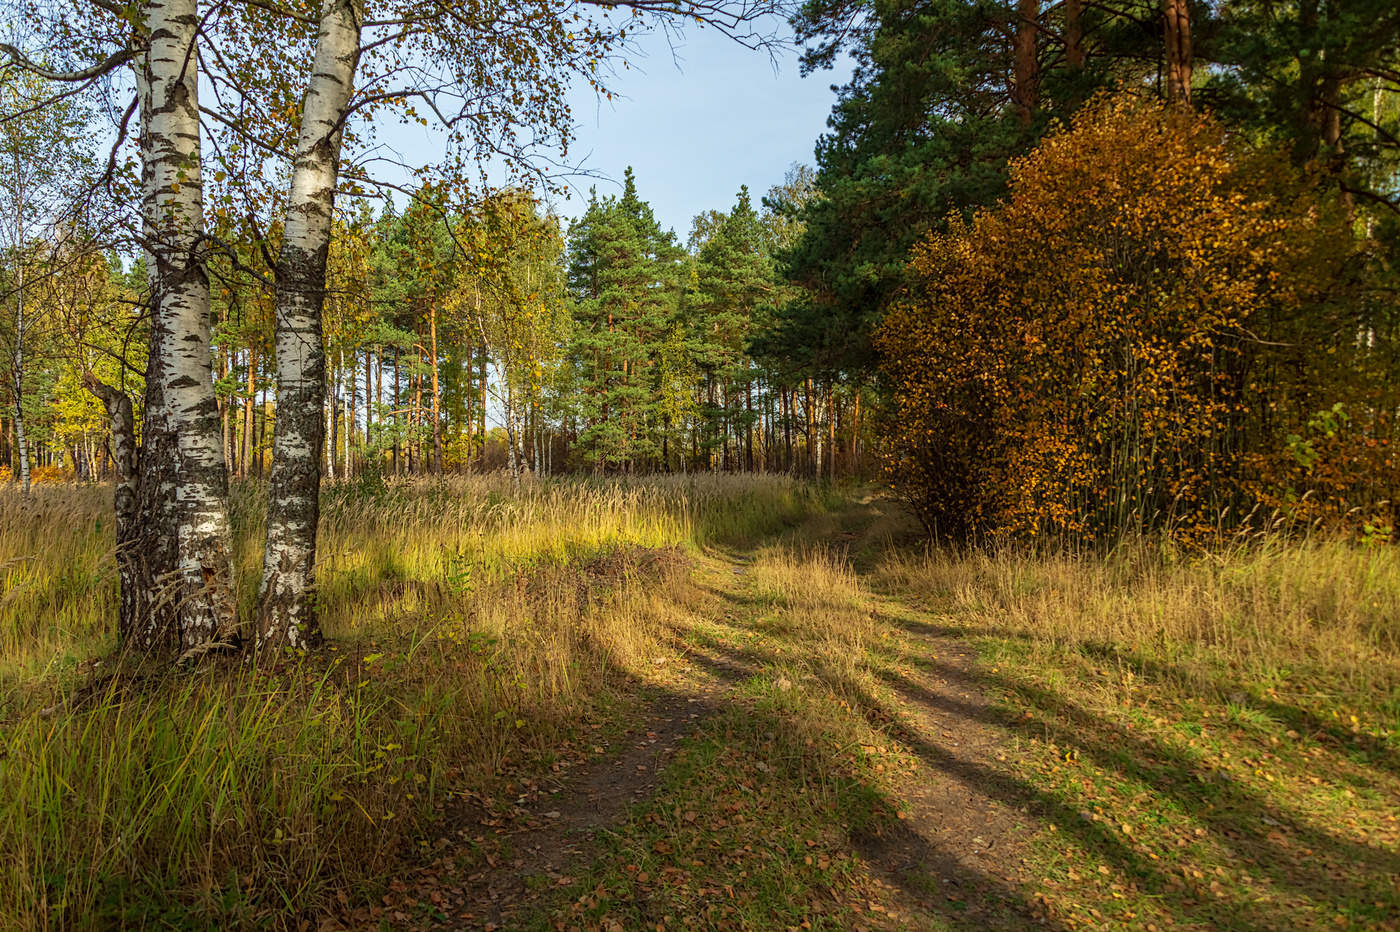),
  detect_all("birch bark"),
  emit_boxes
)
[430,301,442,473]
[144,0,239,652]
[326,367,337,481]
[3,97,30,494]
[8,273,27,493]
[84,372,141,631]
[121,59,181,648]
[258,0,363,649]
